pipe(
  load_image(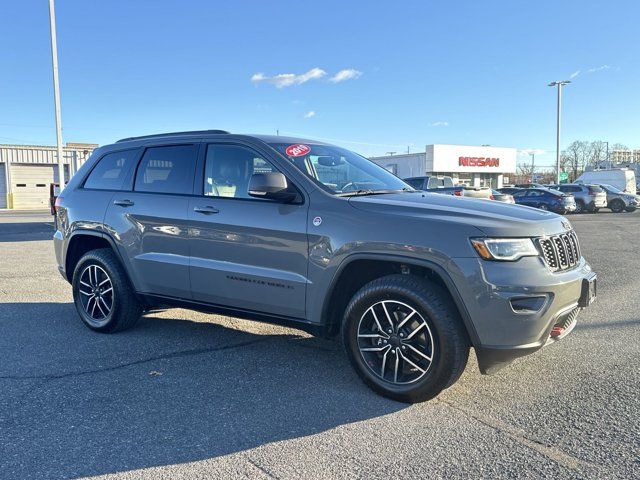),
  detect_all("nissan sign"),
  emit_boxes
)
[458,157,500,167]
